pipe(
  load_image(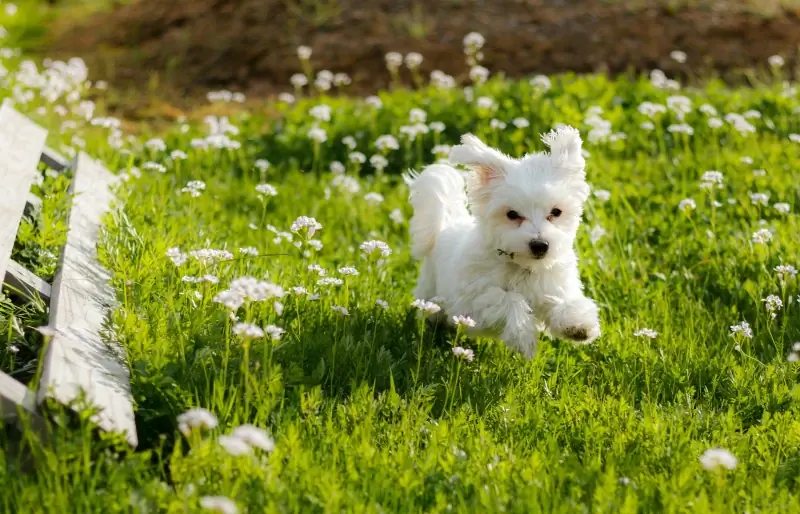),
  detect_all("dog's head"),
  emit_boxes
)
[449,126,590,267]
